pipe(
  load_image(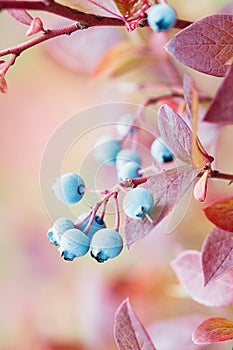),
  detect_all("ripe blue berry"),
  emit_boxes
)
[151,137,173,163]
[93,136,121,166]
[118,161,142,182]
[123,187,154,220]
[47,217,75,246]
[52,172,85,204]
[116,148,141,171]
[75,213,106,240]
[58,228,90,261]
[90,228,123,263]
[147,3,177,32]
[116,114,135,137]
